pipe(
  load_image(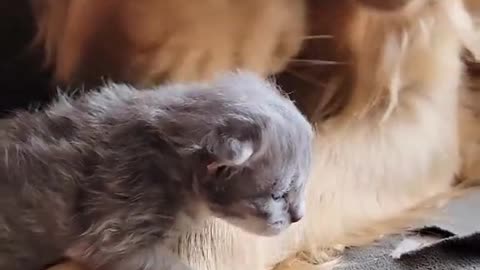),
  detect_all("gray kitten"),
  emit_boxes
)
[0,72,313,270]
